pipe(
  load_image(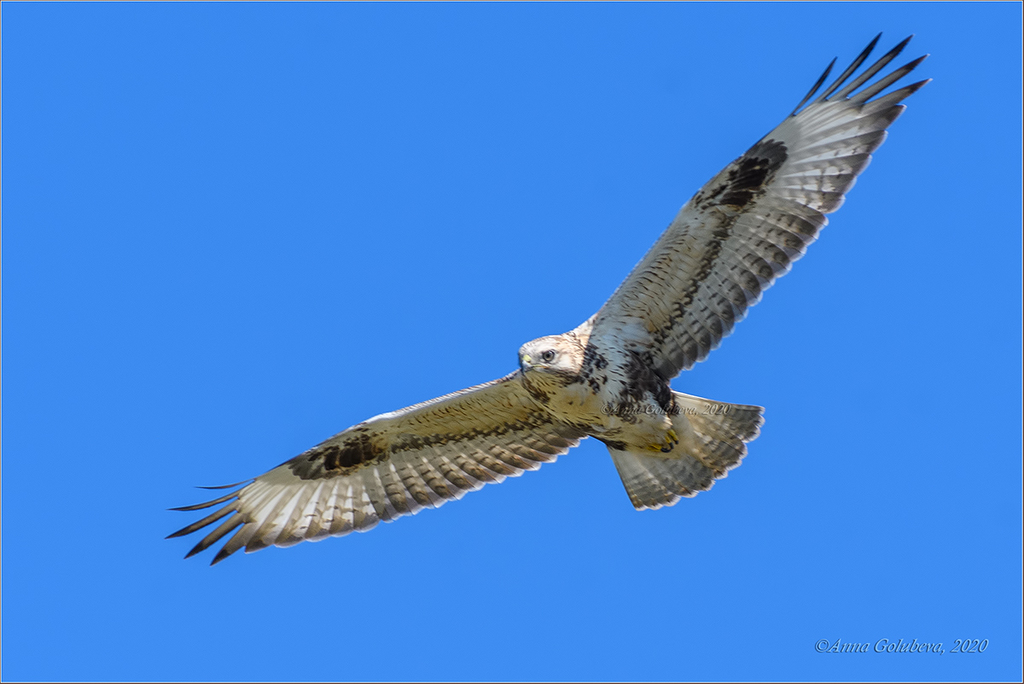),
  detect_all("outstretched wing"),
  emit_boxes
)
[169,372,584,564]
[587,35,929,380]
